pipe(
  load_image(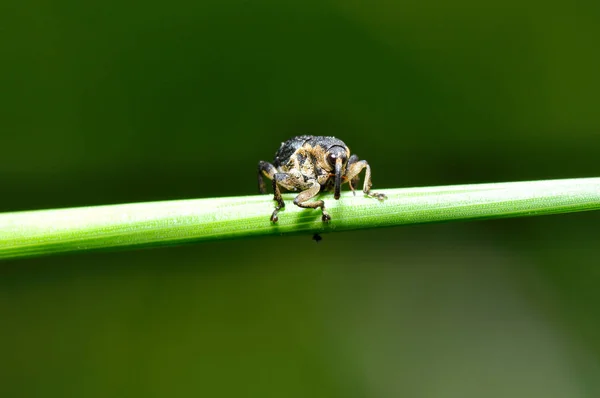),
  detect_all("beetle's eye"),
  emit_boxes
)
[327,153,337,165]
[327,146,348,167]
